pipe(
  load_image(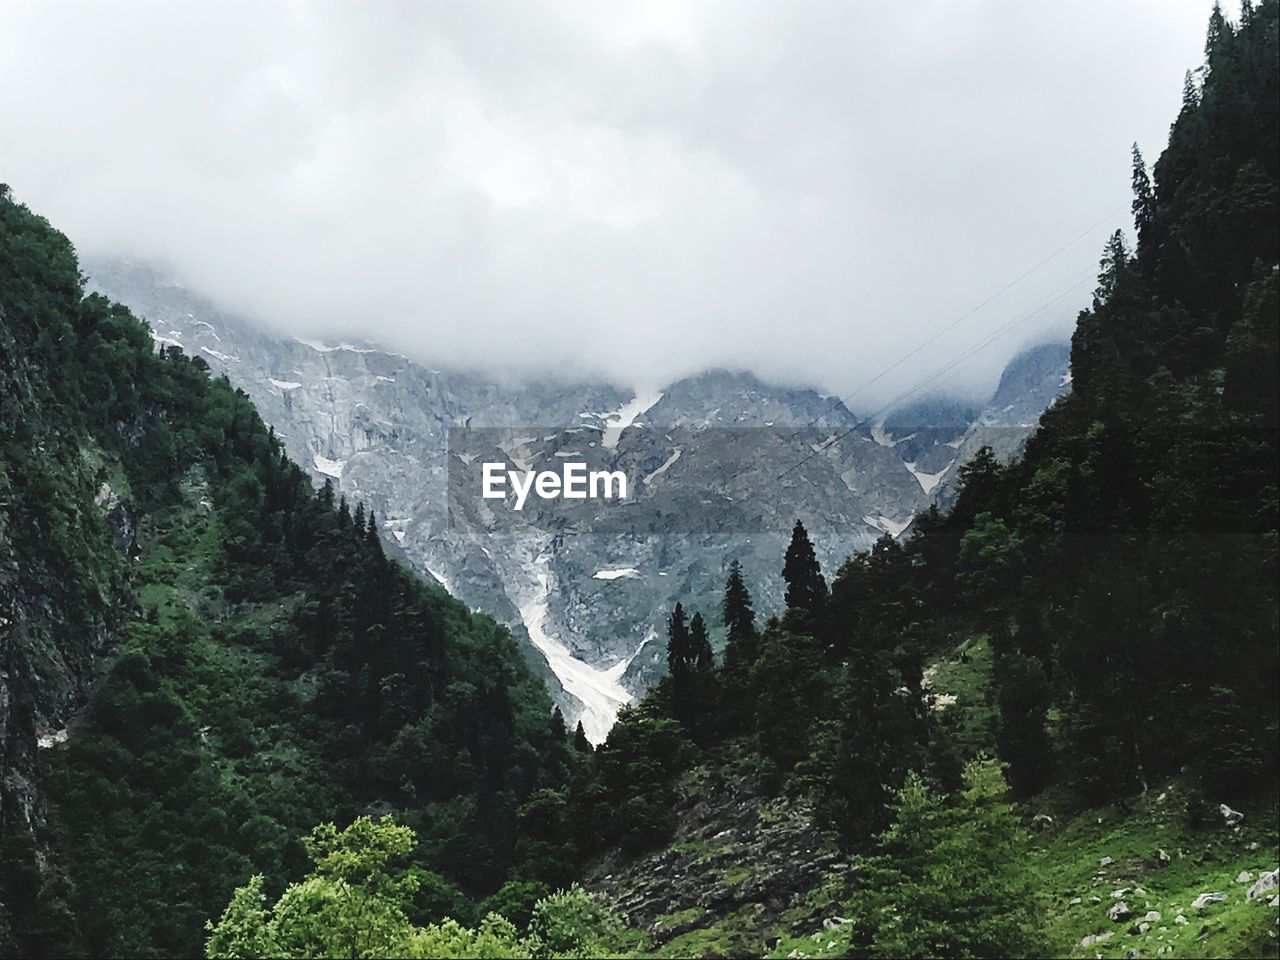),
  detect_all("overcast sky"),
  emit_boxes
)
[1,1,1219,406]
